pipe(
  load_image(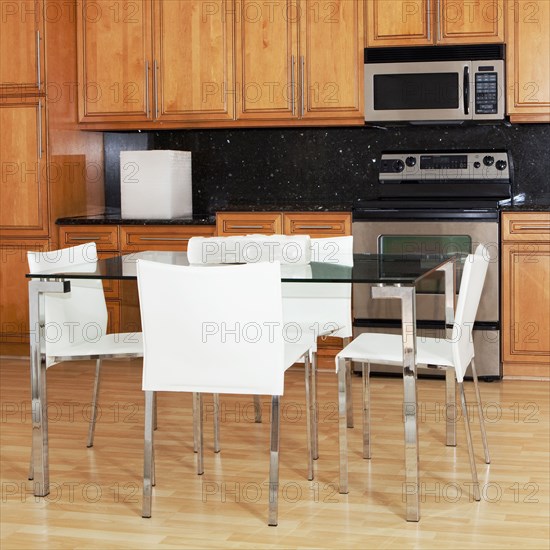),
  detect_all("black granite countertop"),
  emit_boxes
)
[499,204,550,212]
[56,211,216,226]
